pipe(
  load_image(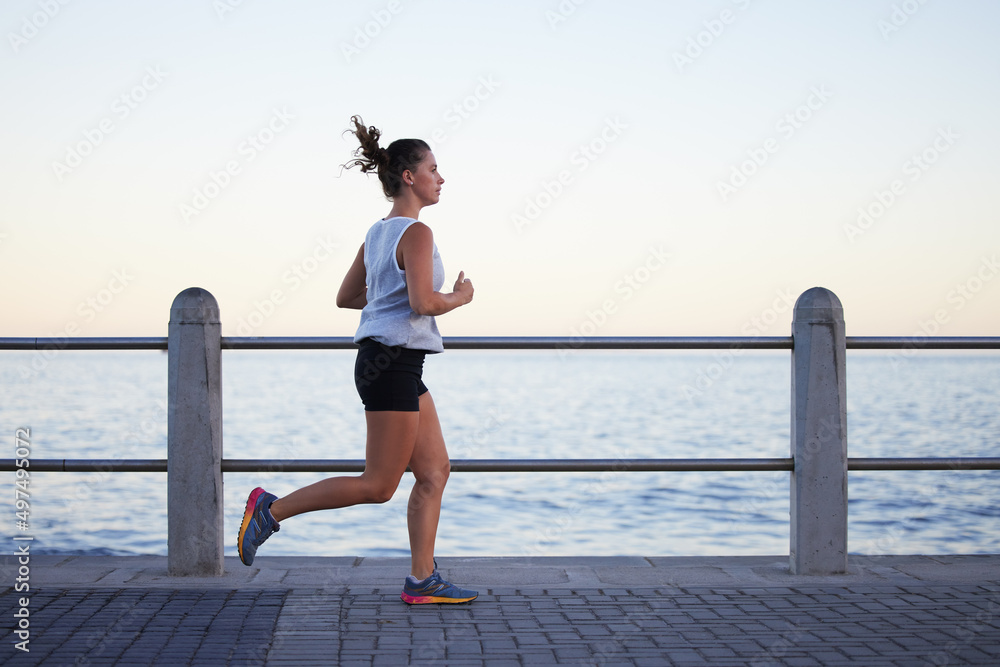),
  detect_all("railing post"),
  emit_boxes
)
[790,287,848,574]
[168,288,224,576]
